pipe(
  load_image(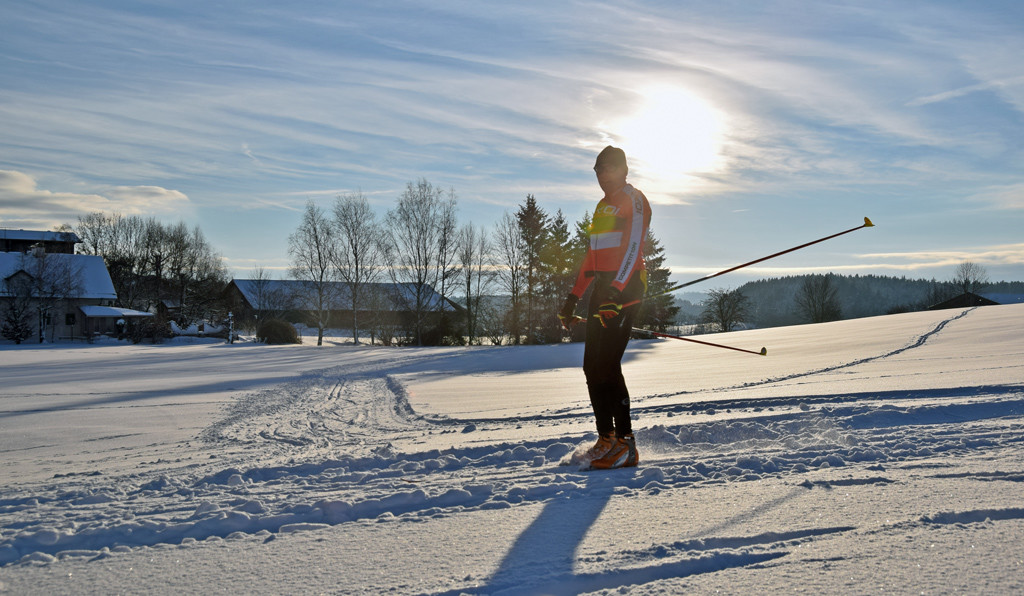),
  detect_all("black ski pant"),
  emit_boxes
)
[583,287,638,438]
